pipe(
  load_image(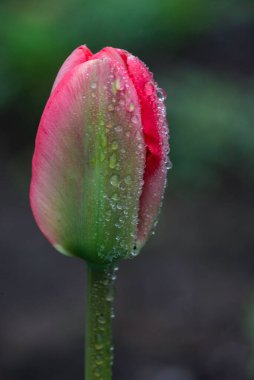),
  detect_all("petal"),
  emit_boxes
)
[51,45,93,92]
[30,56,145,264]
[116,49,170,249]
